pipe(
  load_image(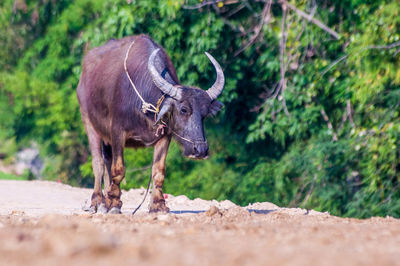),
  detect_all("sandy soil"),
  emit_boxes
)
[0,180,399,266]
